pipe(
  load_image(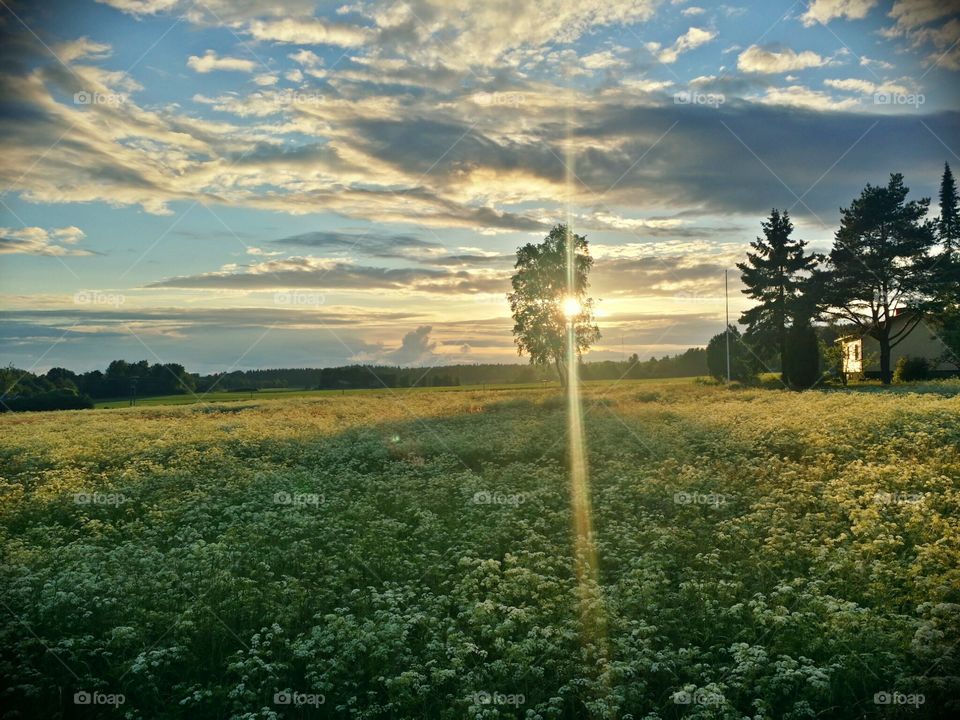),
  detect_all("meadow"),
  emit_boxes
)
[1,379,958,719]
